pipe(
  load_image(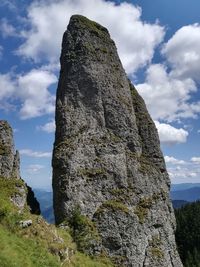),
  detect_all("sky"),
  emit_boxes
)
[0,0,200,190]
